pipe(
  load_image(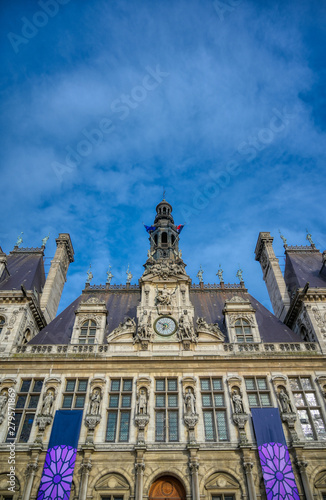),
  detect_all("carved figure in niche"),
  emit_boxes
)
[0,391,8,414]
[156,285,176,306]
[137,389,147,415]
[179,314,197,342]
[184,388,196,416]
[232,389,244,414]
[278,388,292,413]
[42,390,54,416]
[90,389,101,415]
